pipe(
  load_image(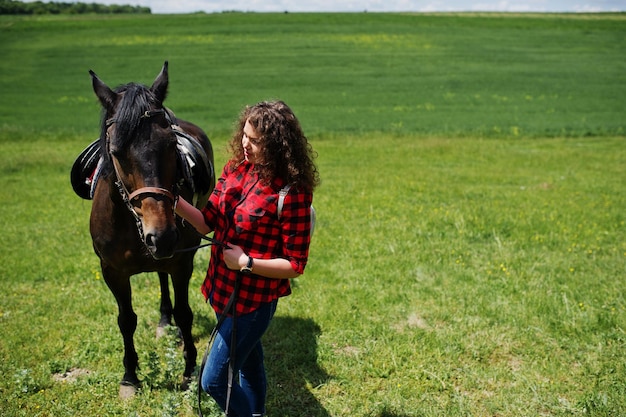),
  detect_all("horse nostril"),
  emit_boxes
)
[145,233,157,249]
[144,228,179,260]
